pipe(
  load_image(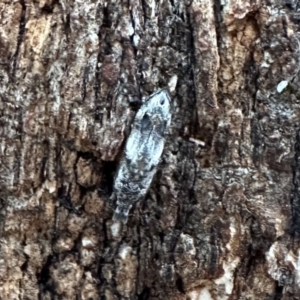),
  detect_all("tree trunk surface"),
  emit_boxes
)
[0,0,300,299]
